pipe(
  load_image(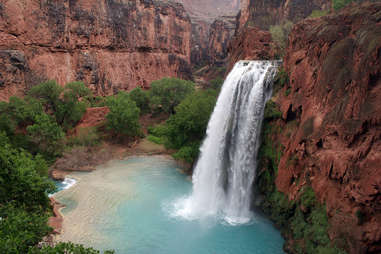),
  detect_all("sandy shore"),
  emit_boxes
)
[51,139,185,248]
[53,160,136,247]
